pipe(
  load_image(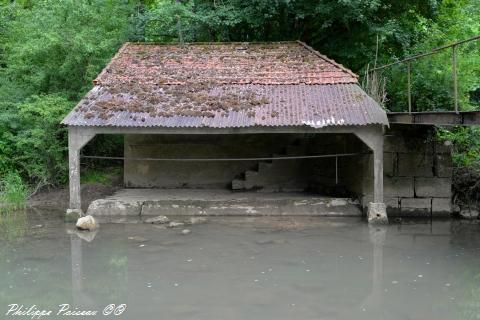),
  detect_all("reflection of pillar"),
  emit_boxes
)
[360,226,387,319]
[71,234,83,305]
[69,230,98,308]
[370,226,386,299]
